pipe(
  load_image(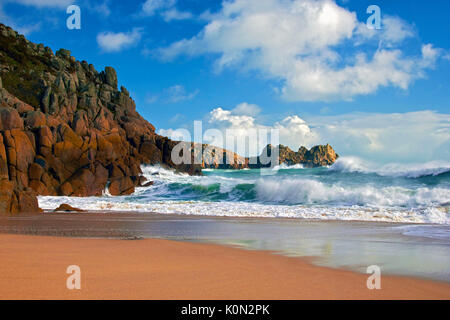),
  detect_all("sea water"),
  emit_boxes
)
[39,156,450,225]
[33,159,450,280]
